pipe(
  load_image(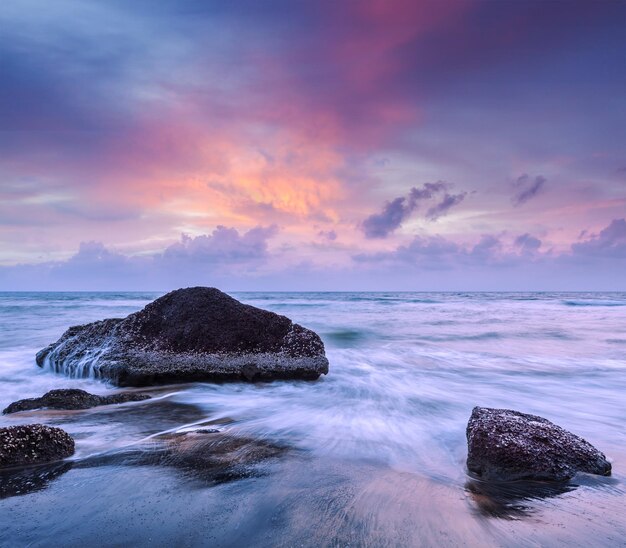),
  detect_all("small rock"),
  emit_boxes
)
[466,406,611,482]
[0,424,75,469]
[3,388,150,414]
